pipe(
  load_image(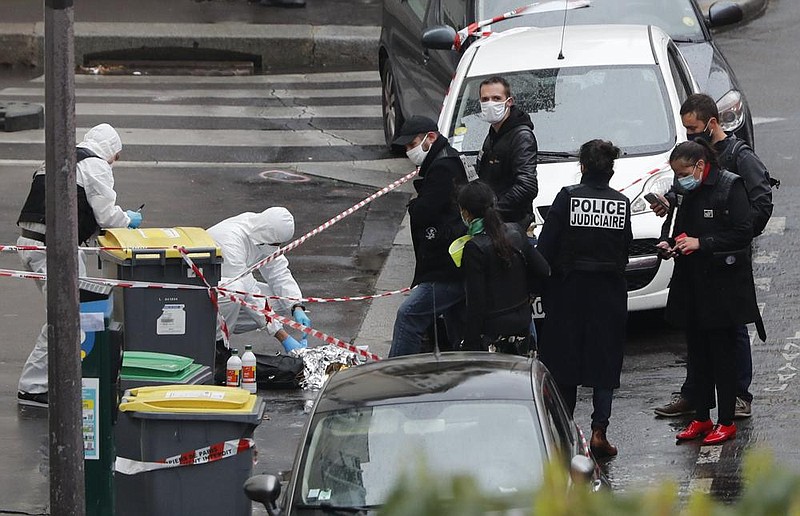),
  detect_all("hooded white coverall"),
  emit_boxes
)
[17,123,132,395]
[207,207,302,342]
